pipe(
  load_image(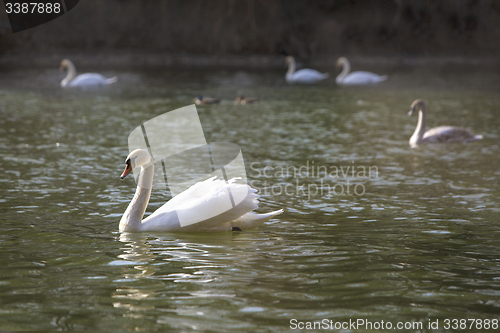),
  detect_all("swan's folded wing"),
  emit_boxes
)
[423,126,479,143]
[148,177,259,230]
[289,69,329,83]
[69,73,108,86]
[341,71,386,85]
